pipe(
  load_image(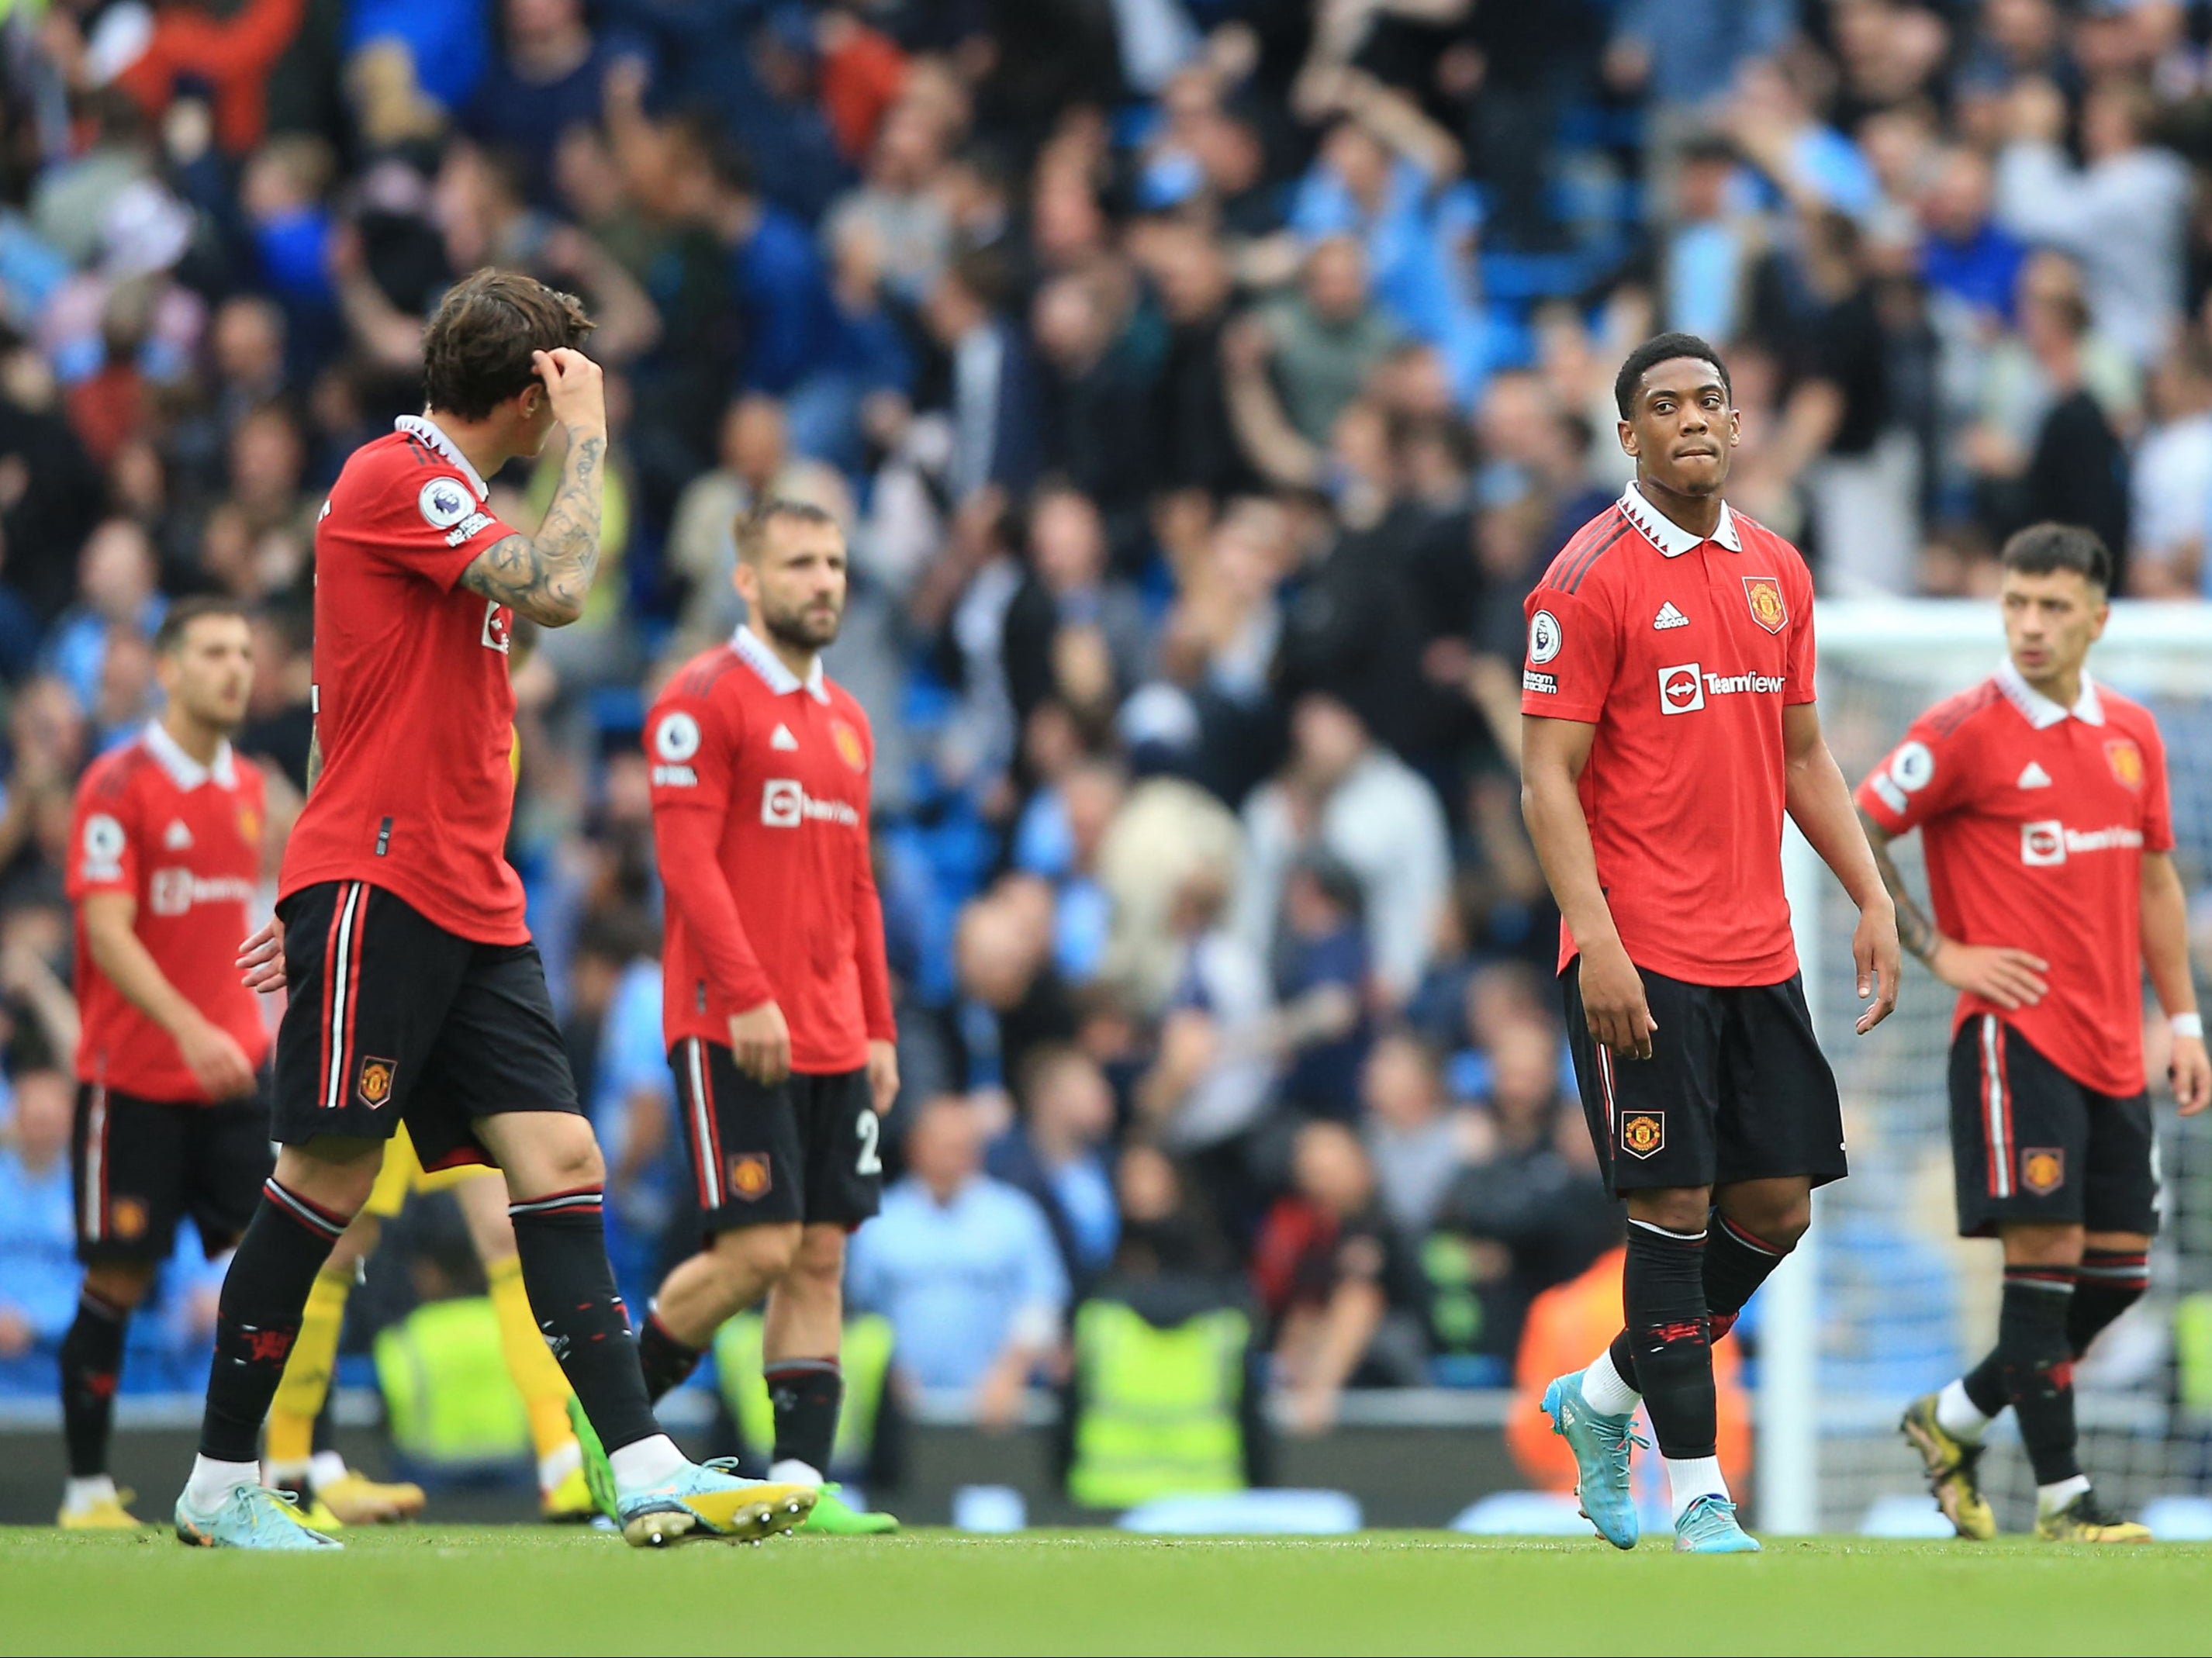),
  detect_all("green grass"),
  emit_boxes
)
[2,1527,2206,1655]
